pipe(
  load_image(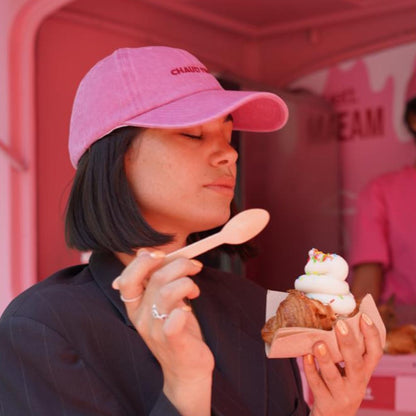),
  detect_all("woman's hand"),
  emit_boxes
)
[113,250,214,416]
[304,313,383,416]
